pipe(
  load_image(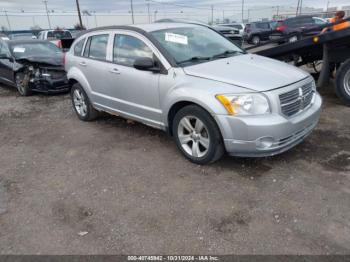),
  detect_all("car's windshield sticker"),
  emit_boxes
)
[165,32,188,45]
[13,47,25,53]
